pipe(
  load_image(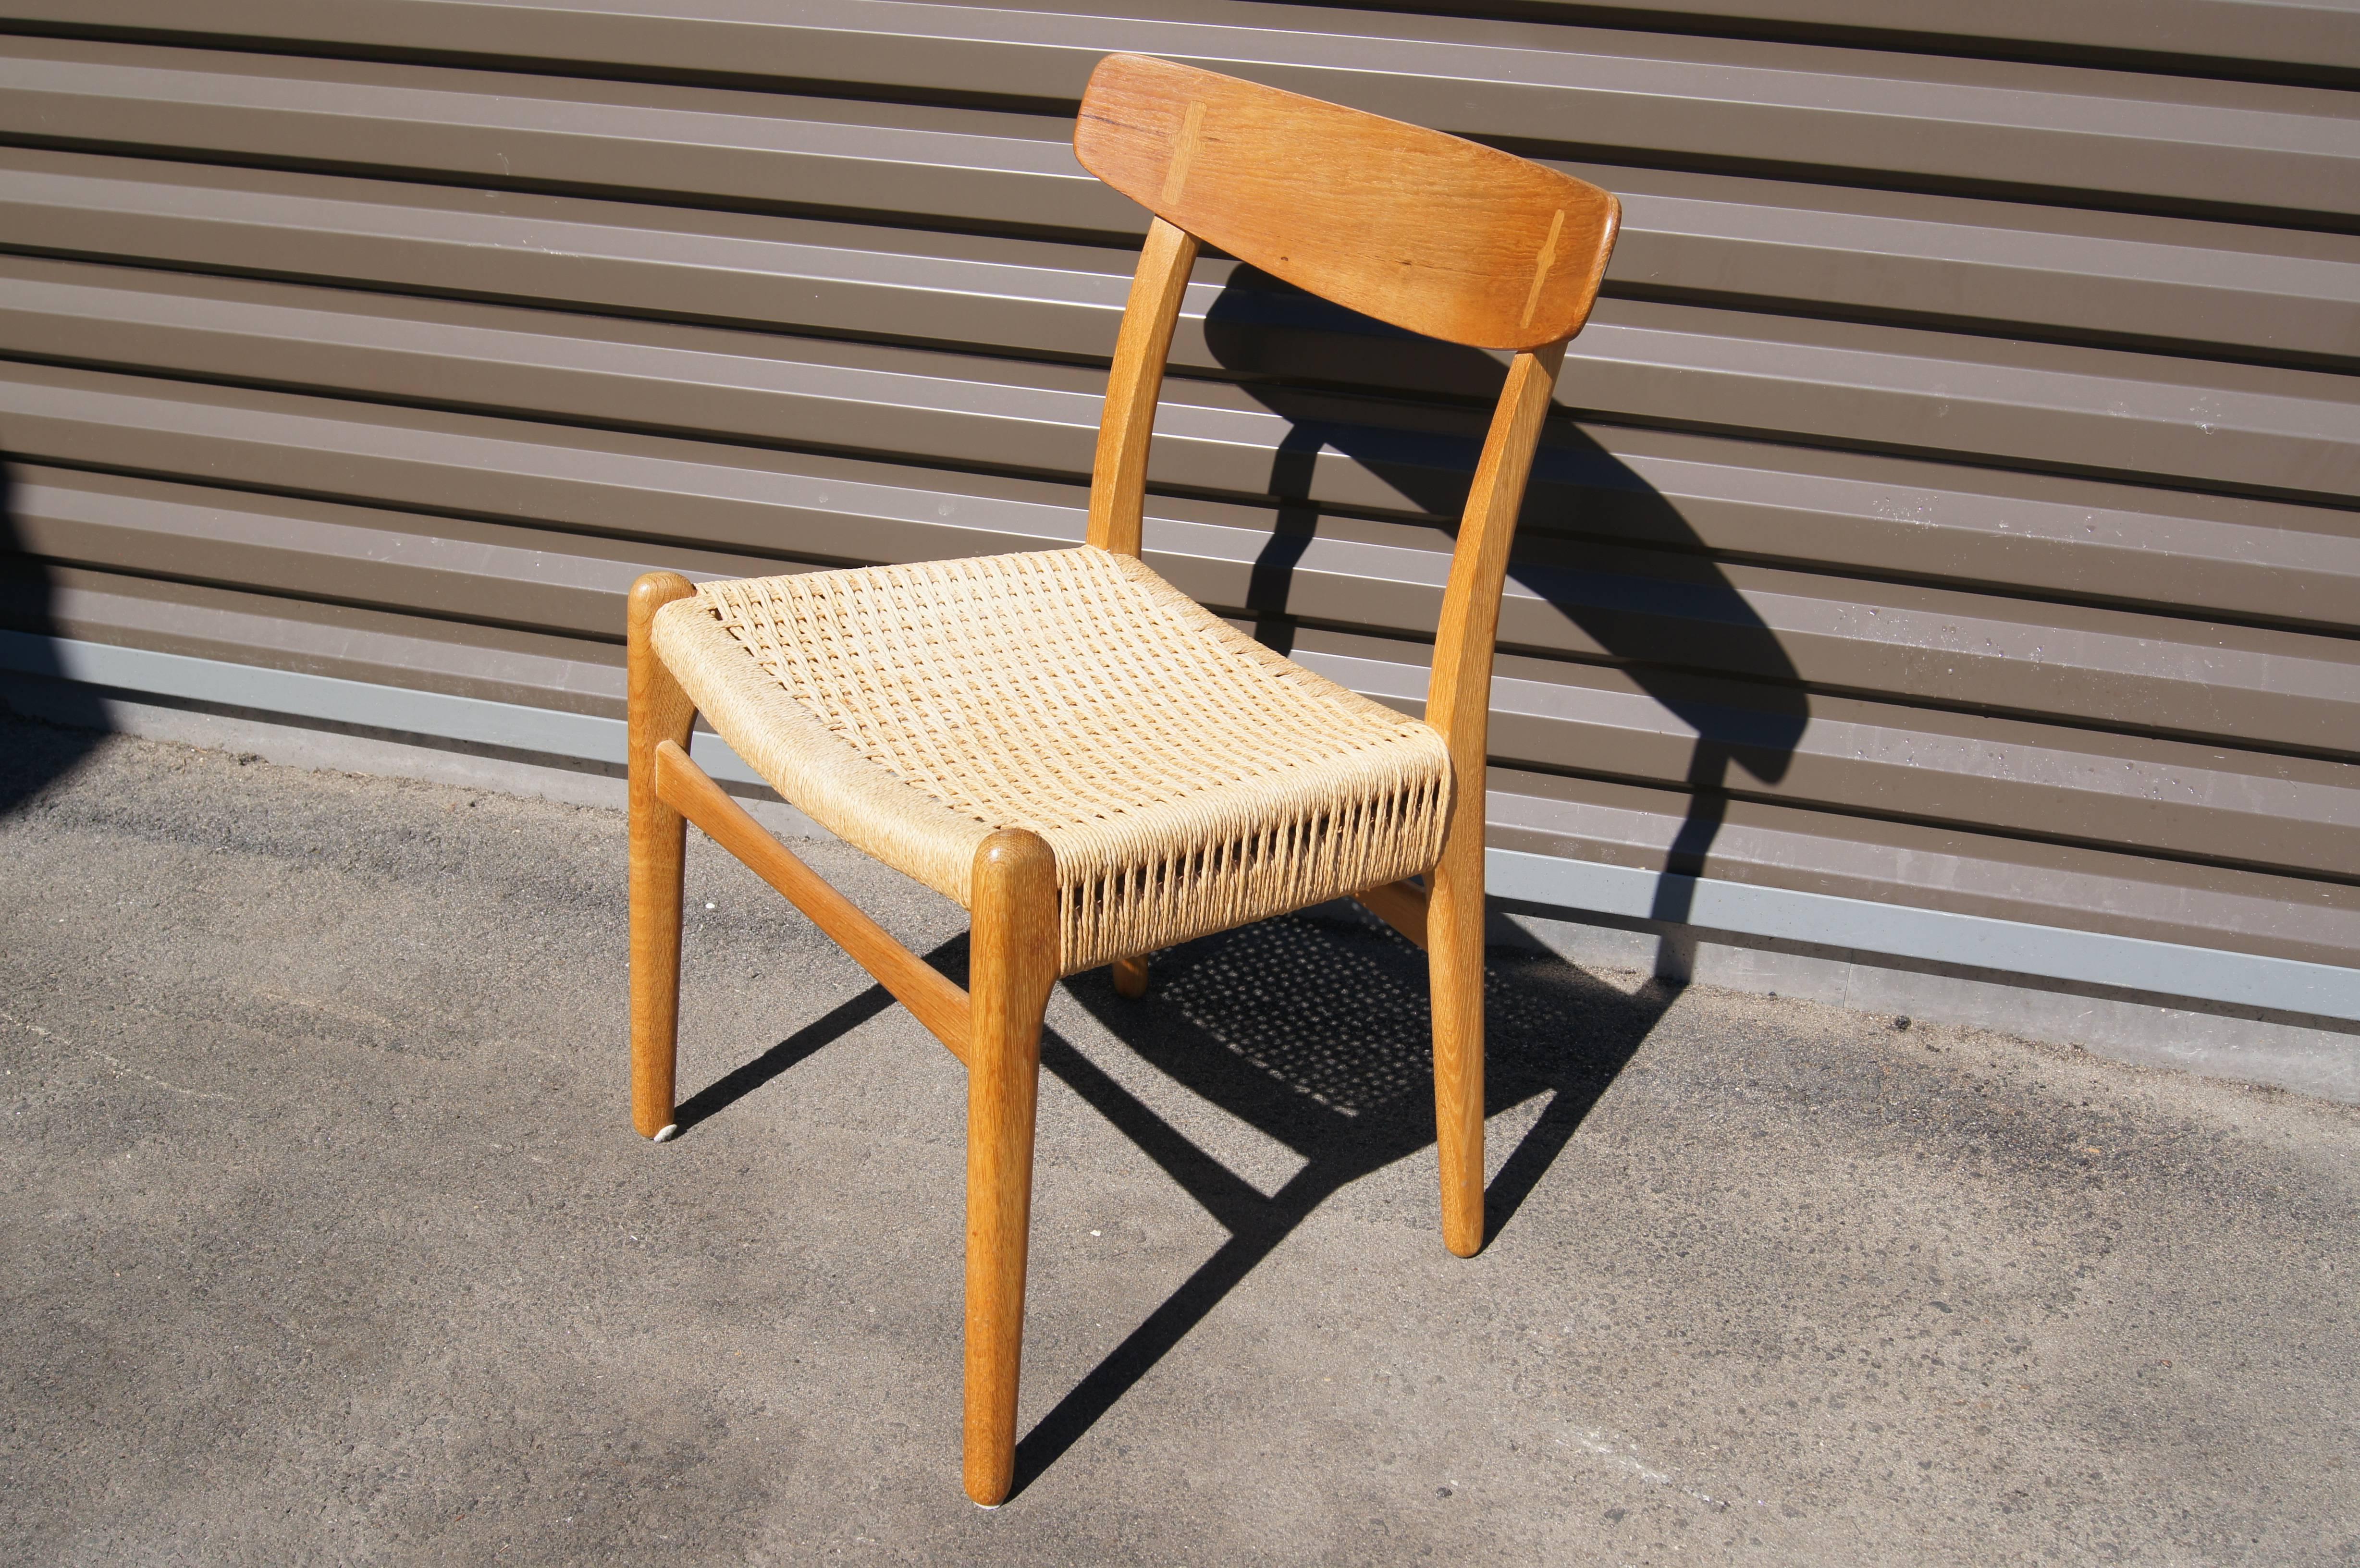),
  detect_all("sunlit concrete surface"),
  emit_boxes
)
[3,714,2354,1565]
